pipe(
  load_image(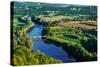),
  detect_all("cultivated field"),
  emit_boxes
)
[64,22,96,29]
